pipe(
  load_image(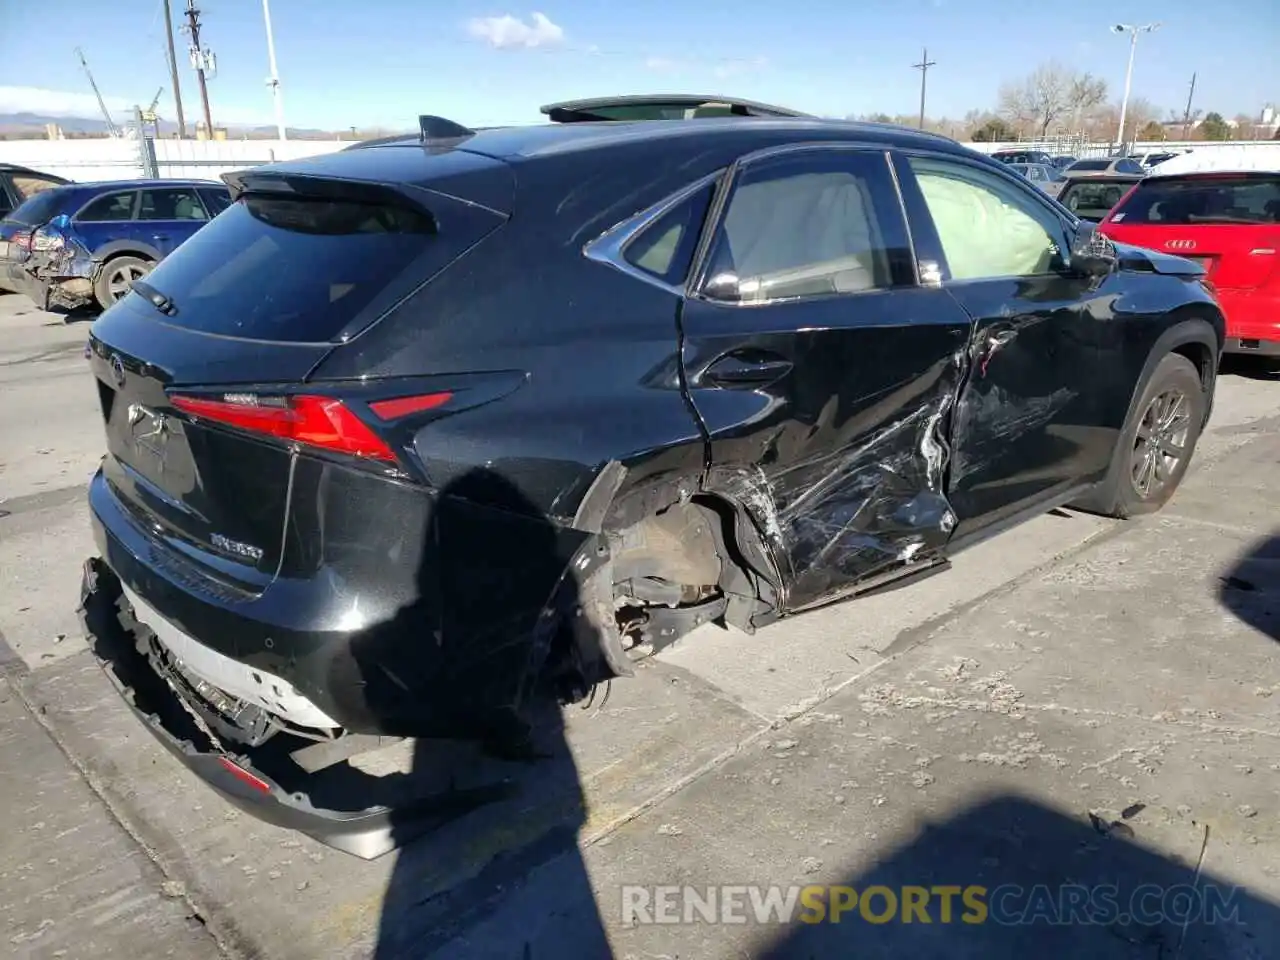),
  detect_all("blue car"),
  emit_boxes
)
[0,178,230,310]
